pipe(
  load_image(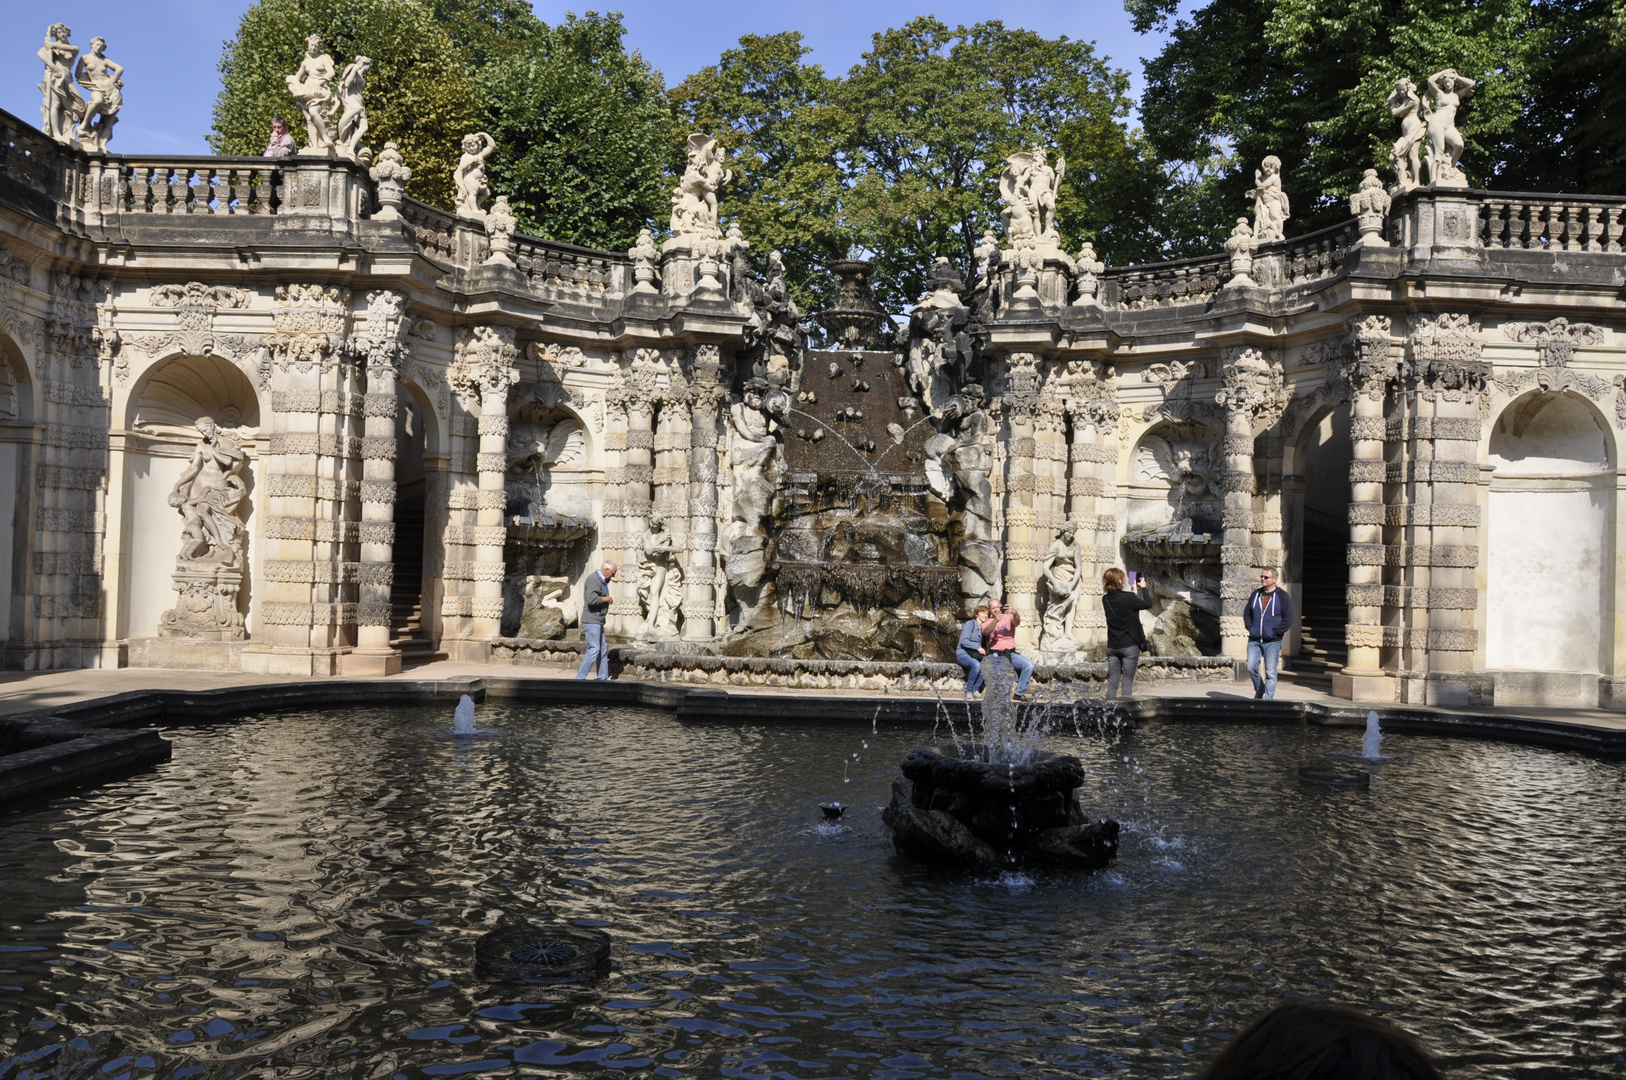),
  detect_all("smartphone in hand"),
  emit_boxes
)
[1127,571,1138,589]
